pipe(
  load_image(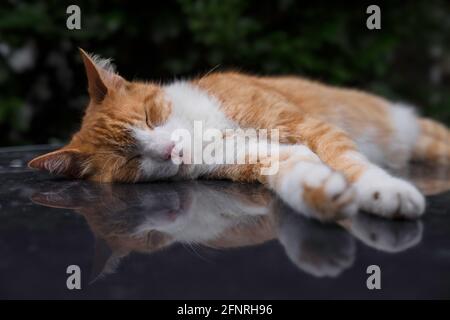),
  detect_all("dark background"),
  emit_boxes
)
[0,0,449,147]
